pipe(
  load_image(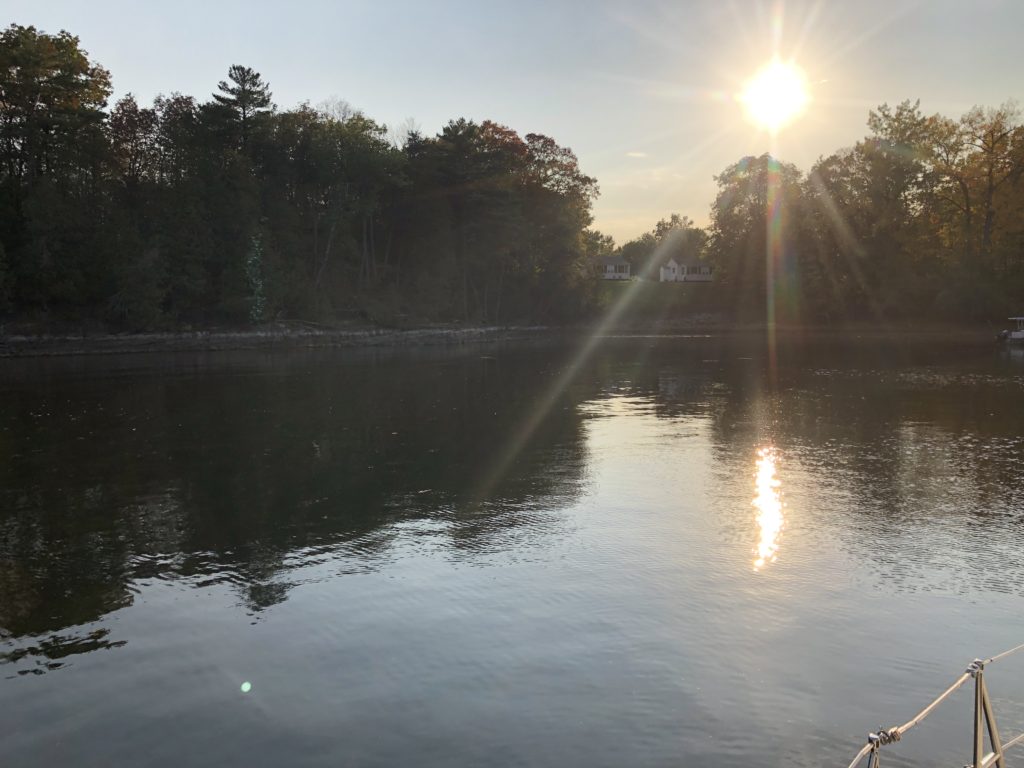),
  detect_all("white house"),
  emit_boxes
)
[659,257,713,283]
[601,255,631,280]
